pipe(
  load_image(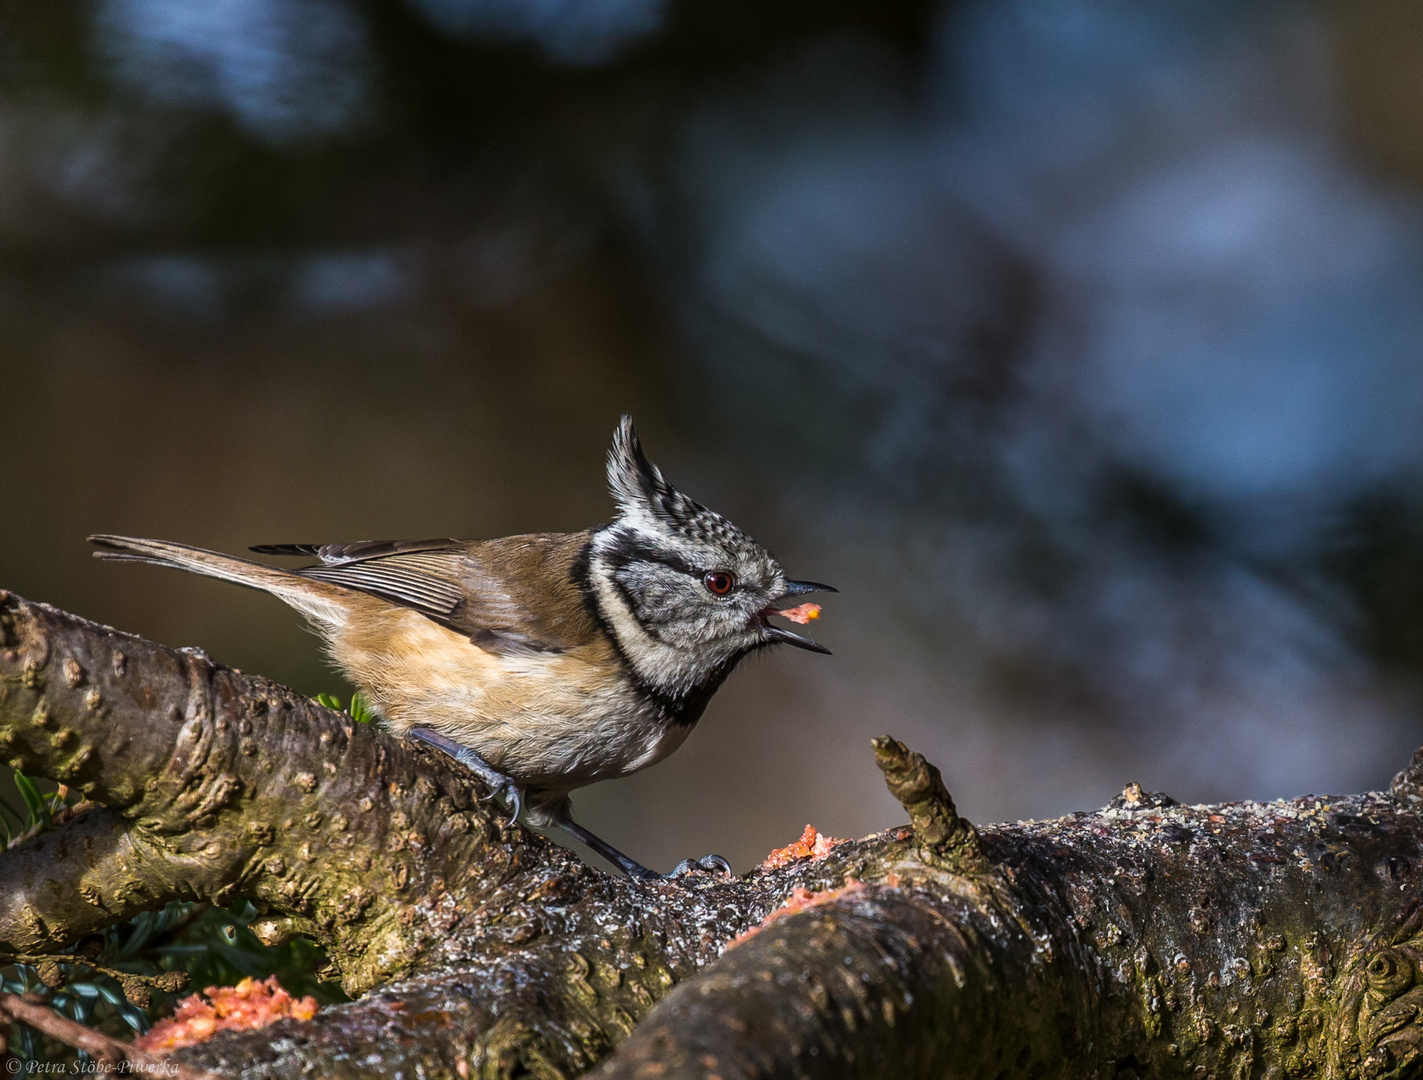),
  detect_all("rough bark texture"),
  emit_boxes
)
[3,588,1423,1080]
